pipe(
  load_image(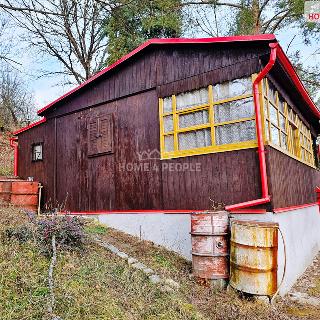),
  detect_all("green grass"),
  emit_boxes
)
[84,221,108,235]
